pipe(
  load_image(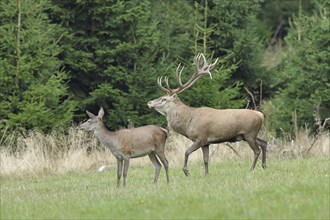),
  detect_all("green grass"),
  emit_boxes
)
[1,157,329,219]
